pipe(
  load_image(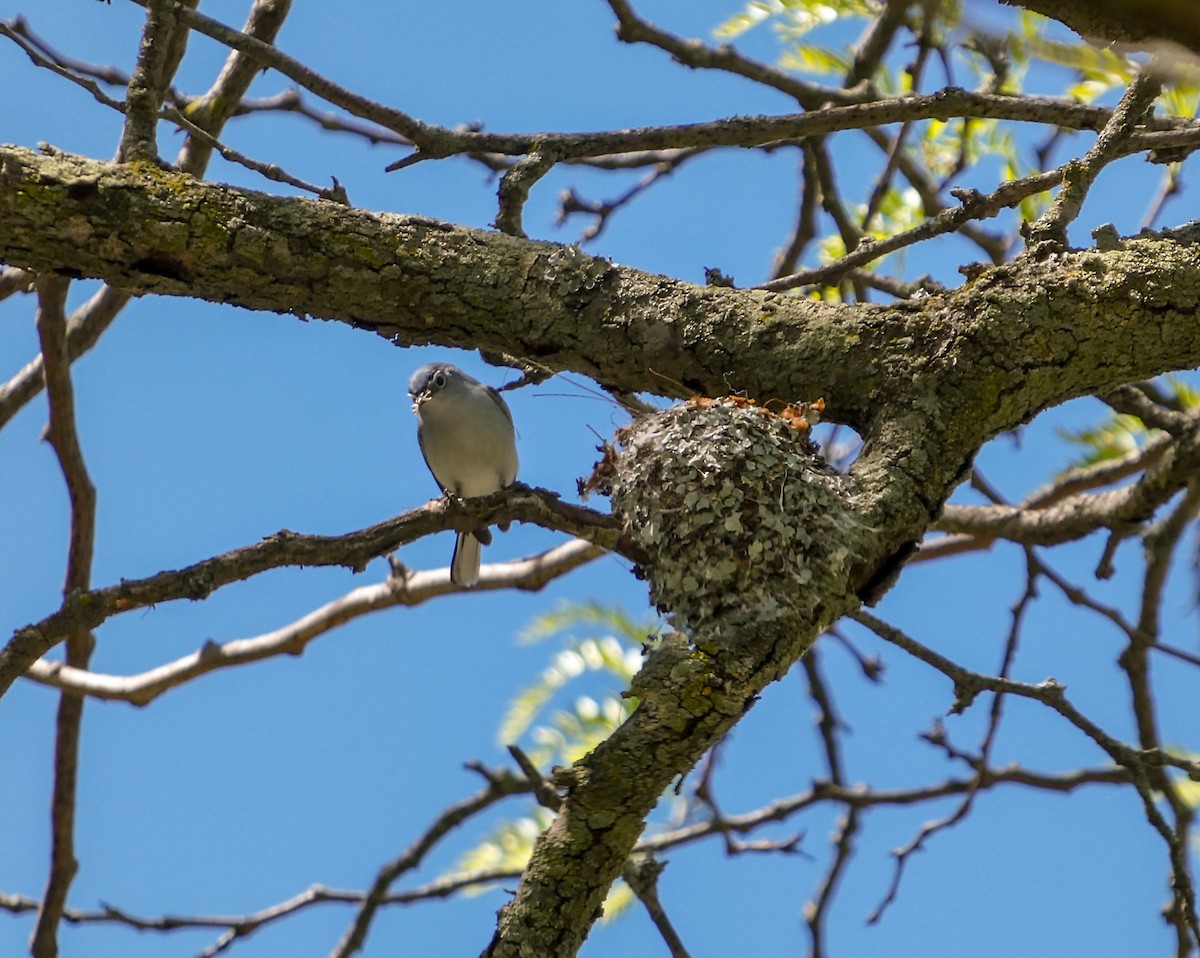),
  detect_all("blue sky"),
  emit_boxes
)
[2,2,1197,956]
